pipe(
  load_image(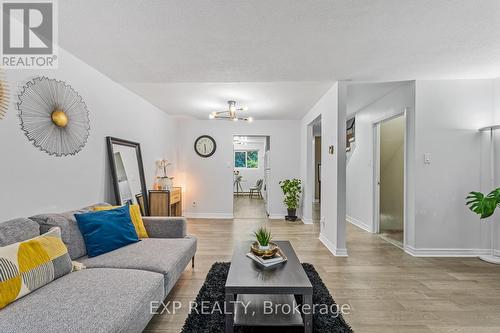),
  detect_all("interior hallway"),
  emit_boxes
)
[378,115,405,248]
[379,230,404,248]
[233,195,268,219]
[312,201,320,223]
[146,220,500,333]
